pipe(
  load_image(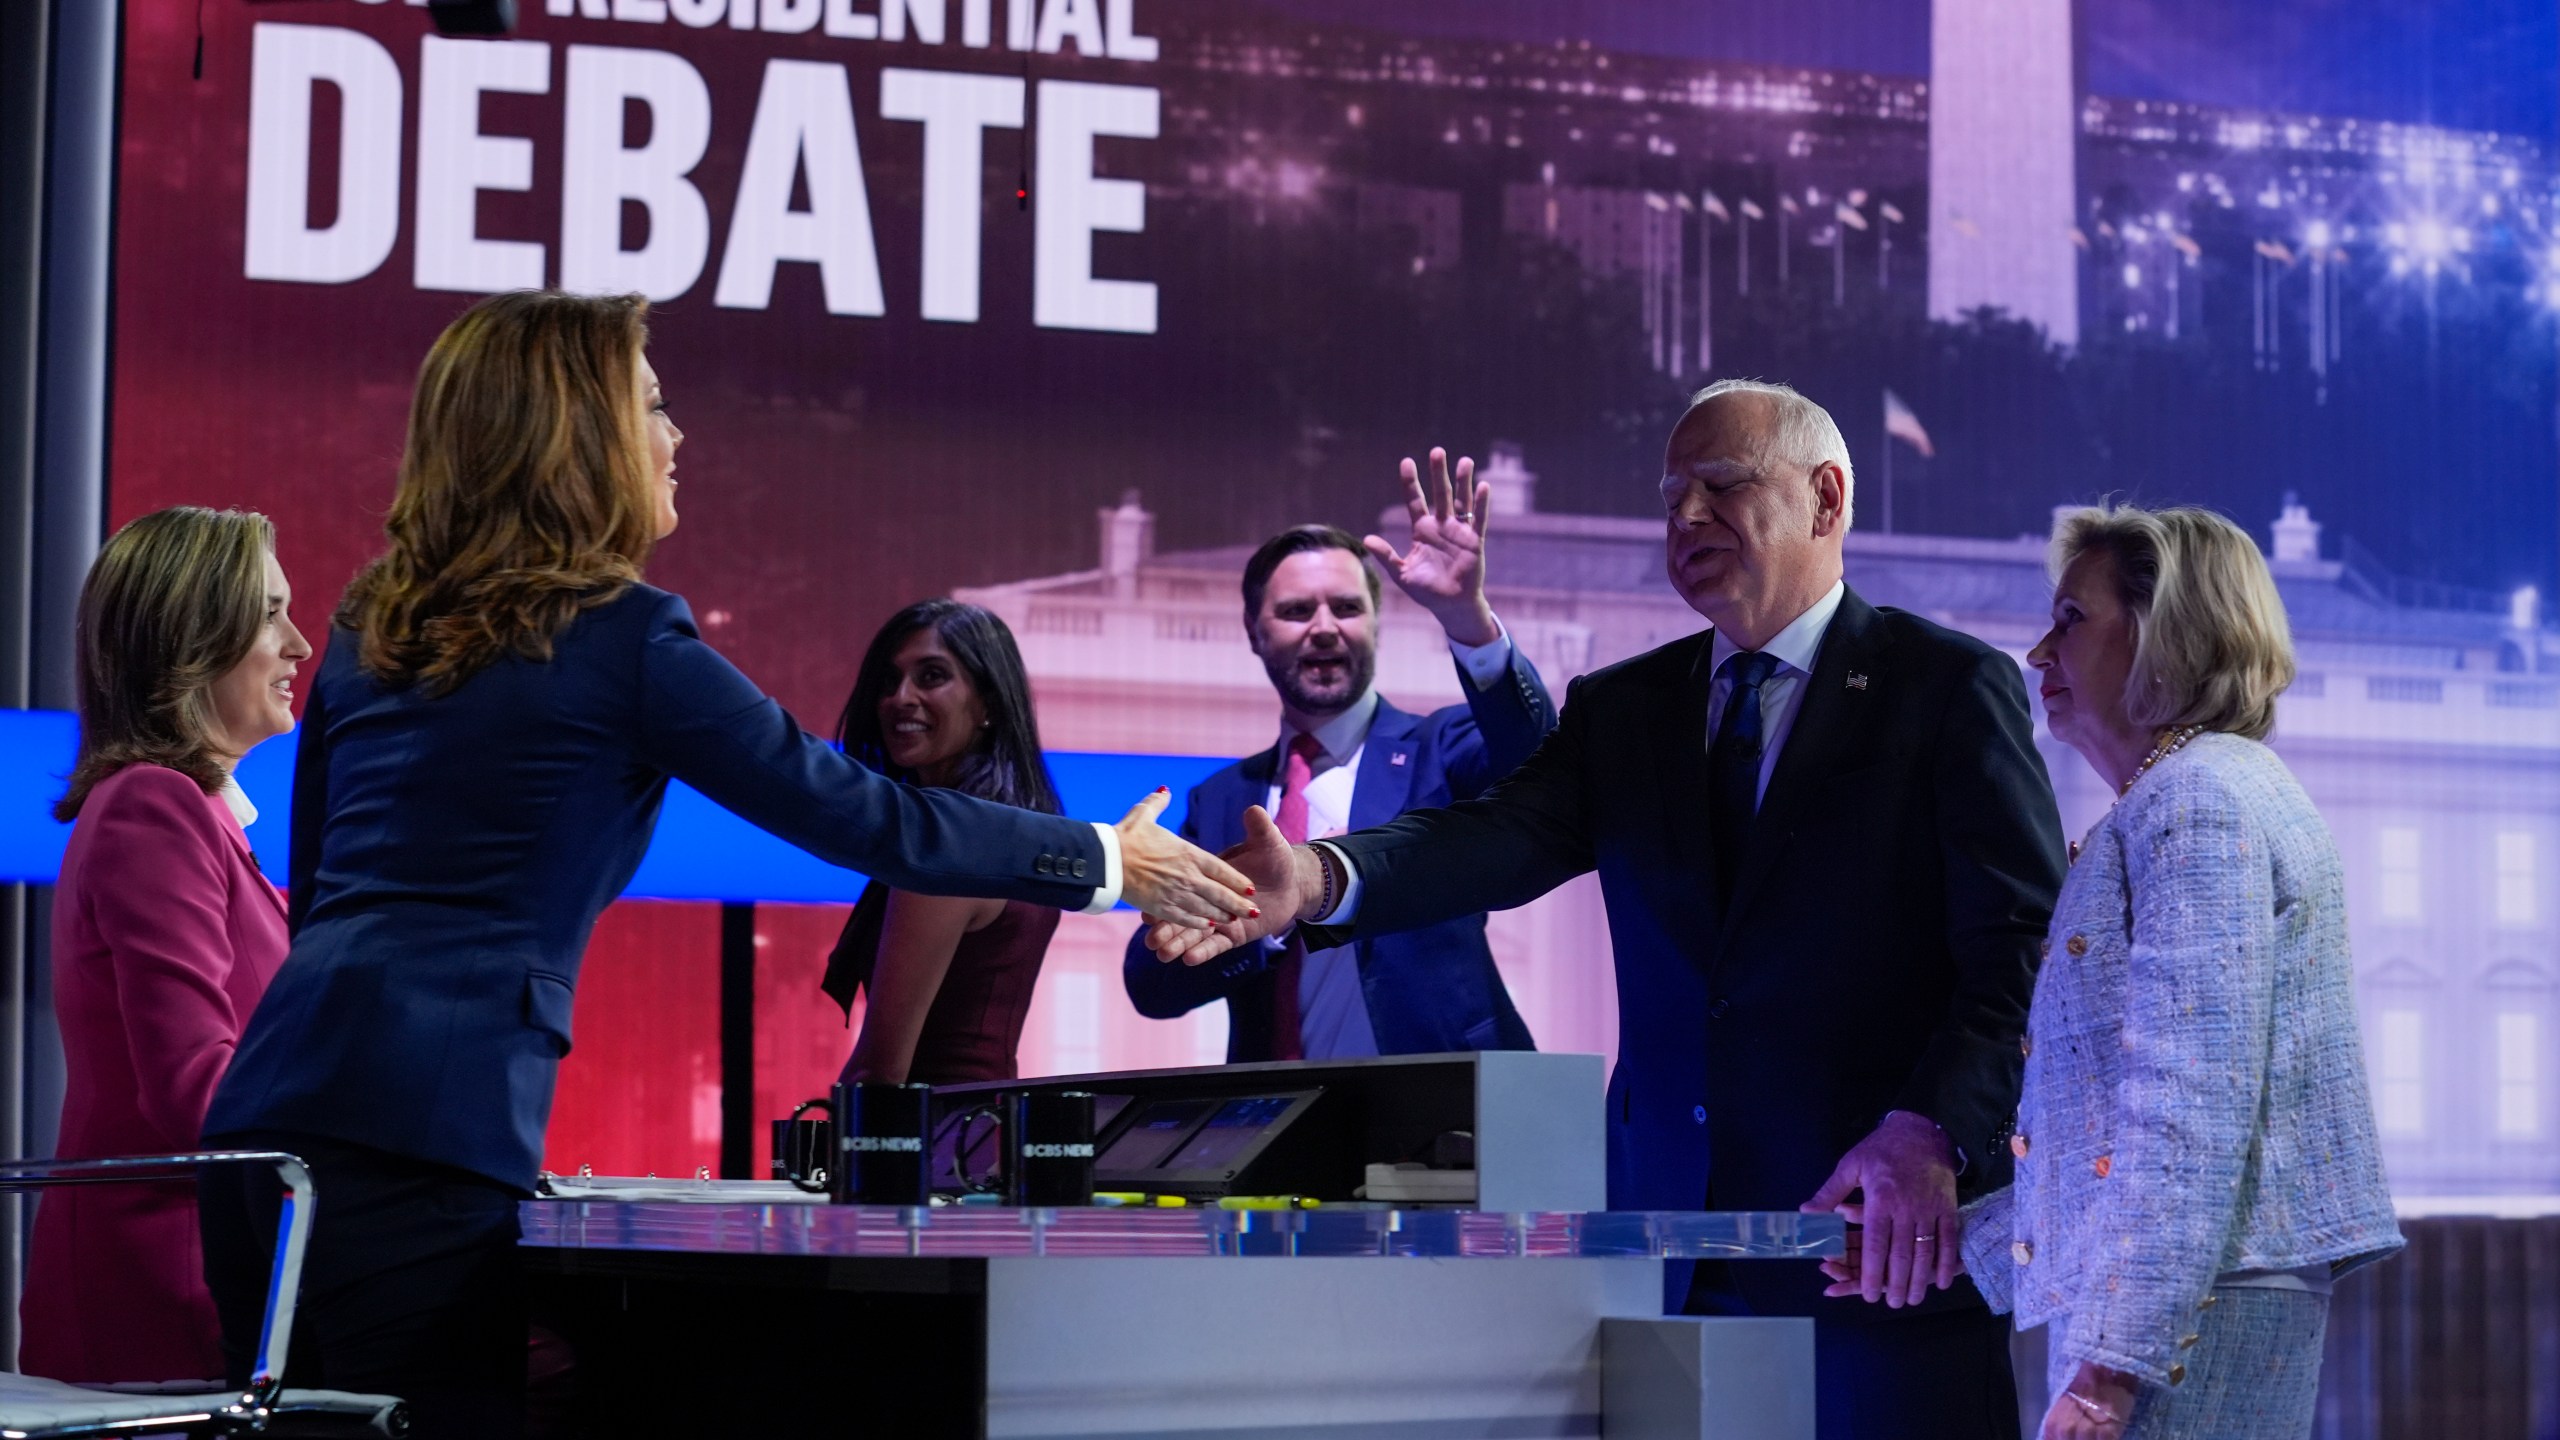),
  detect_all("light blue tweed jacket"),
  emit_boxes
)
[1959,732,2400,1387]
